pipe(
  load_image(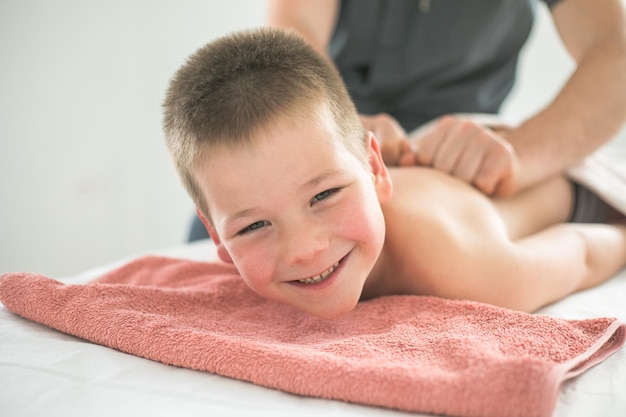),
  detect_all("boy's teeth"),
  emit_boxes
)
[298,261,340,284]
